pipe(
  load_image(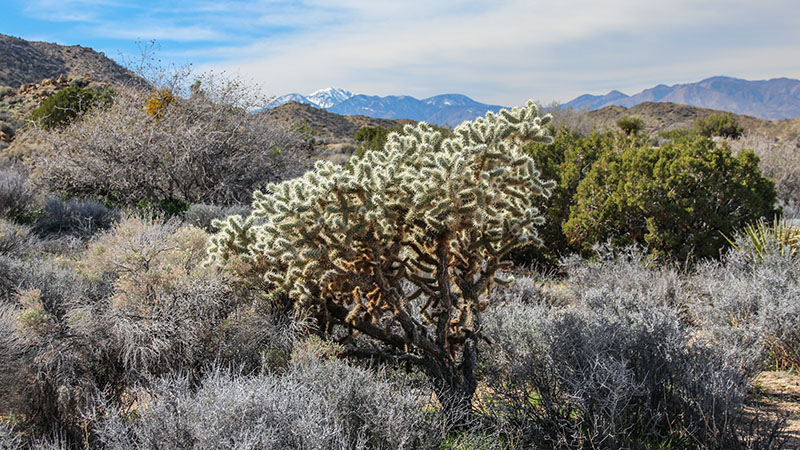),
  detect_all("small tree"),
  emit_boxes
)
[694,113,744,139]
[208,102,555,421]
